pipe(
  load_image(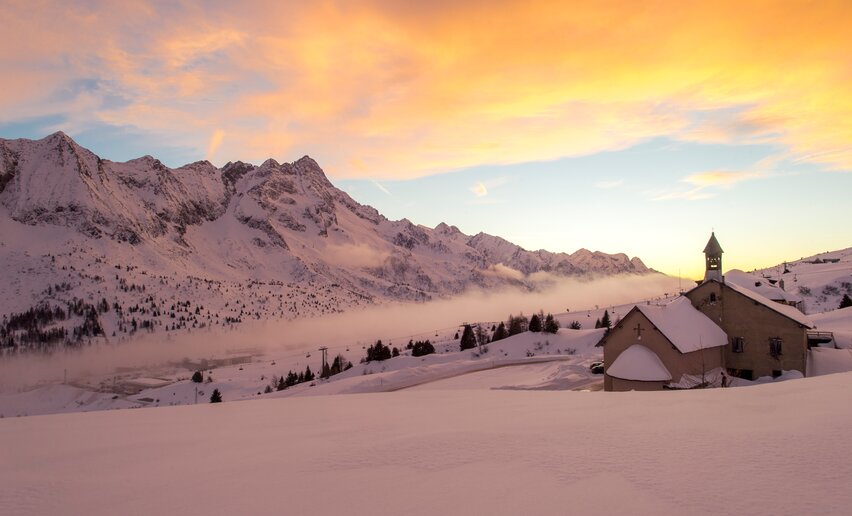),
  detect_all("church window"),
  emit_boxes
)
[731,337,744,353]
[709,293,717,304]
